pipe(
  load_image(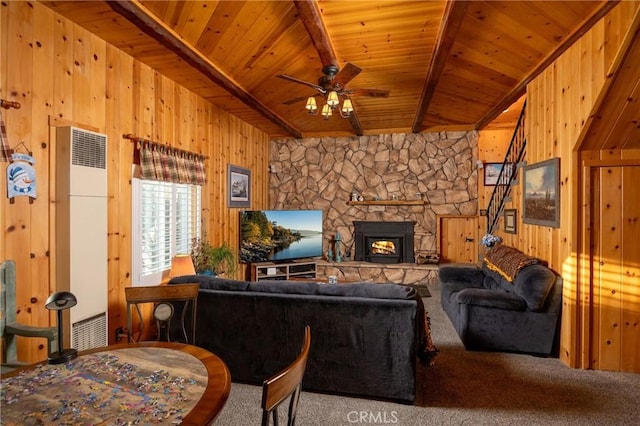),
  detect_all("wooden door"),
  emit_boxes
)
[589,165,640,373]
[437,215,480,264]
